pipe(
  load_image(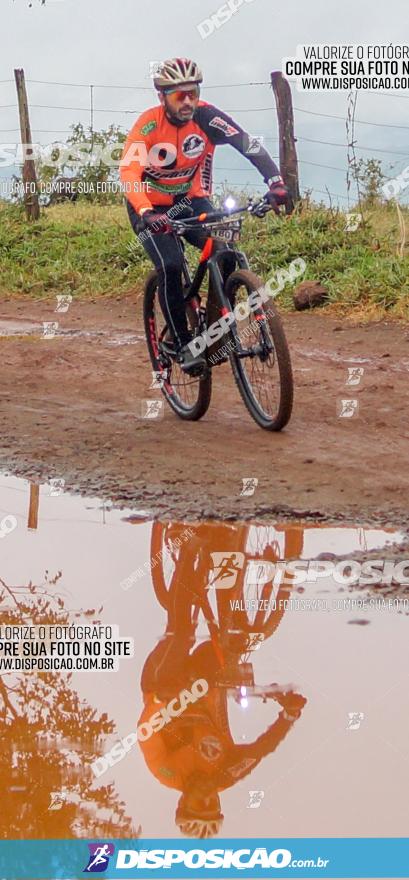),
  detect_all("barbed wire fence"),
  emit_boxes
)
[1,71,409,212]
